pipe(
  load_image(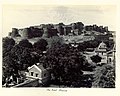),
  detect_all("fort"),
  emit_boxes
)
[8,22,110,39]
